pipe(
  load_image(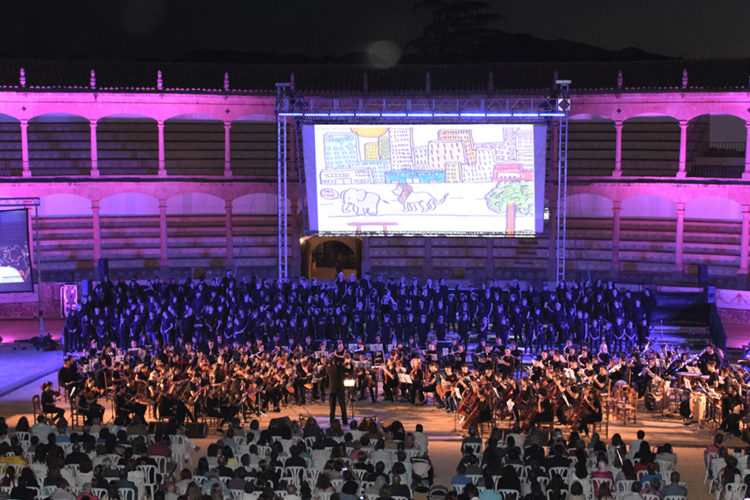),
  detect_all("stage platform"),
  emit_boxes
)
[0,347,723,499]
